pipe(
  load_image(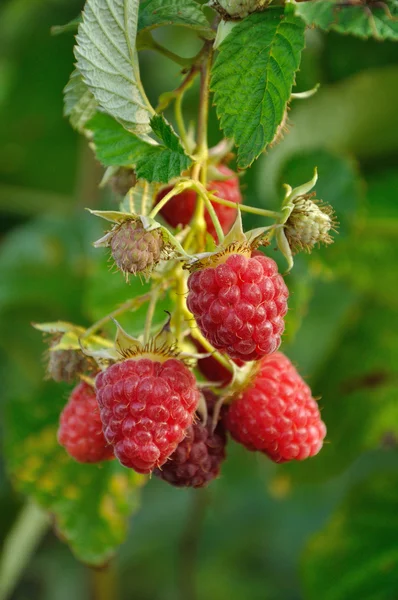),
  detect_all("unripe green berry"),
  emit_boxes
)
[110,221,163,276]
[284,196,336,254]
